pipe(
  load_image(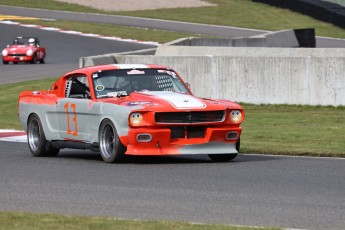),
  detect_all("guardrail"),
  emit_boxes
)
[79,30,344,106]
[80,49,345,106]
